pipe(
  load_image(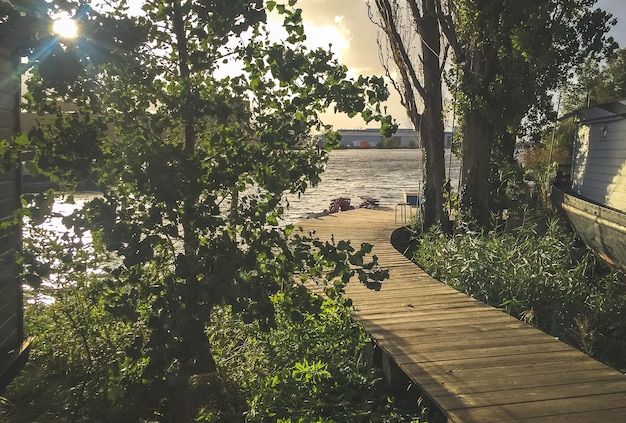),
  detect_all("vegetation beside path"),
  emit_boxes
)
[2,225,420,422]
[402,215,626,373]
